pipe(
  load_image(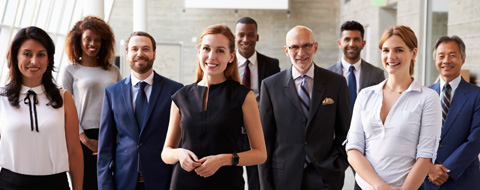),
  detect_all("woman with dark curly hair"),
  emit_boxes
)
[58,16,121,190]
[0,26,83,189]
